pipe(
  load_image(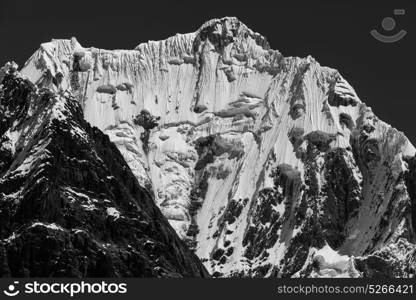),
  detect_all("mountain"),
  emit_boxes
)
[6,16,416,277]
[0,62,208,277]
